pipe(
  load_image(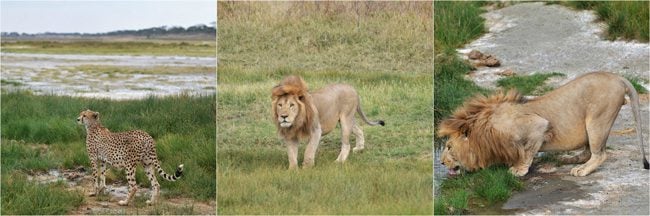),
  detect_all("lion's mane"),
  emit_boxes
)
[438,90,528,170]
[271,76,316,140]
